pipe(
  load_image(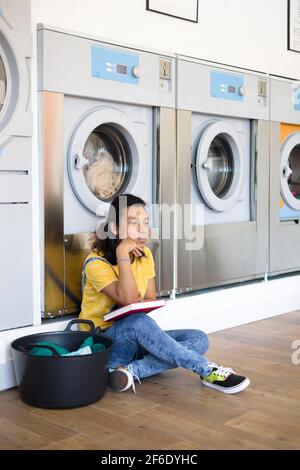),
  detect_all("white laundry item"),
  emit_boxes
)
[62,346,93,356]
